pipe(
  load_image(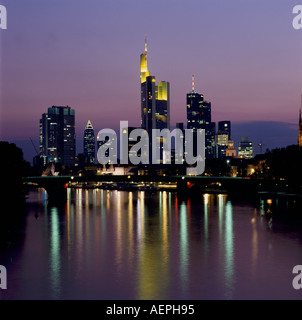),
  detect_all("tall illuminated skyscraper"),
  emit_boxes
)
[40,105,76,166]
[140,36,153,132]
[83,120,95,164]
[186,75,215,158]
[155,81,170,130]
[140,37,170,163]
[140,37,170,132]
[141,75,156,133]
[187,76,203,132]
